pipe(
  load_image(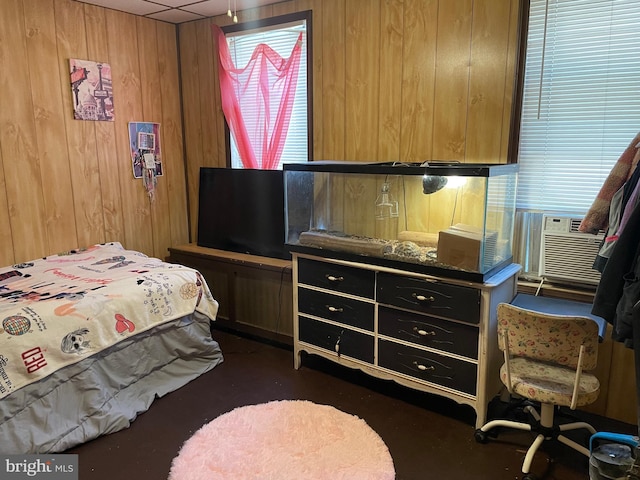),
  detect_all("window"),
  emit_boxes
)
[517,0,640,212]
[514,0,640,275]
[221,12,311,169]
